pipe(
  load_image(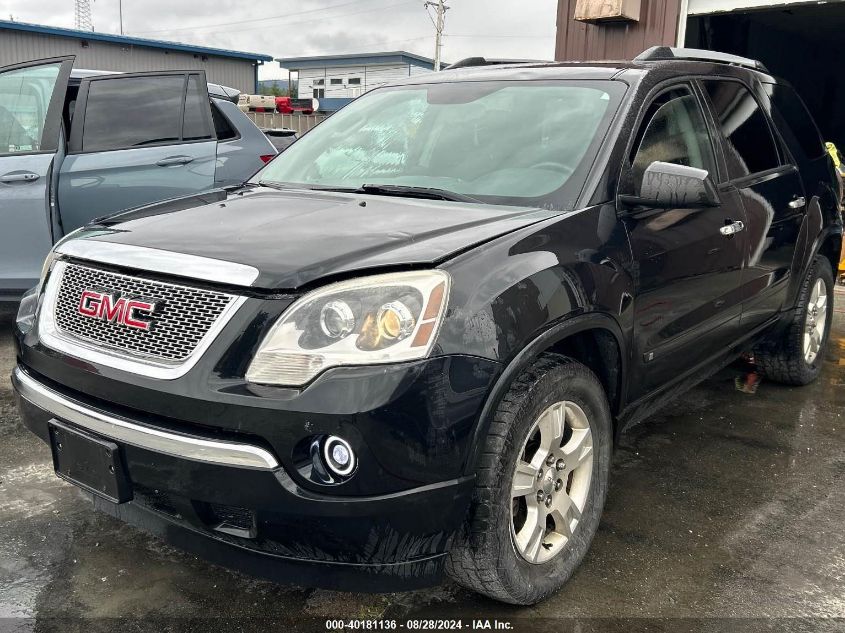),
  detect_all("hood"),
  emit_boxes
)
[72,187,560,290]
